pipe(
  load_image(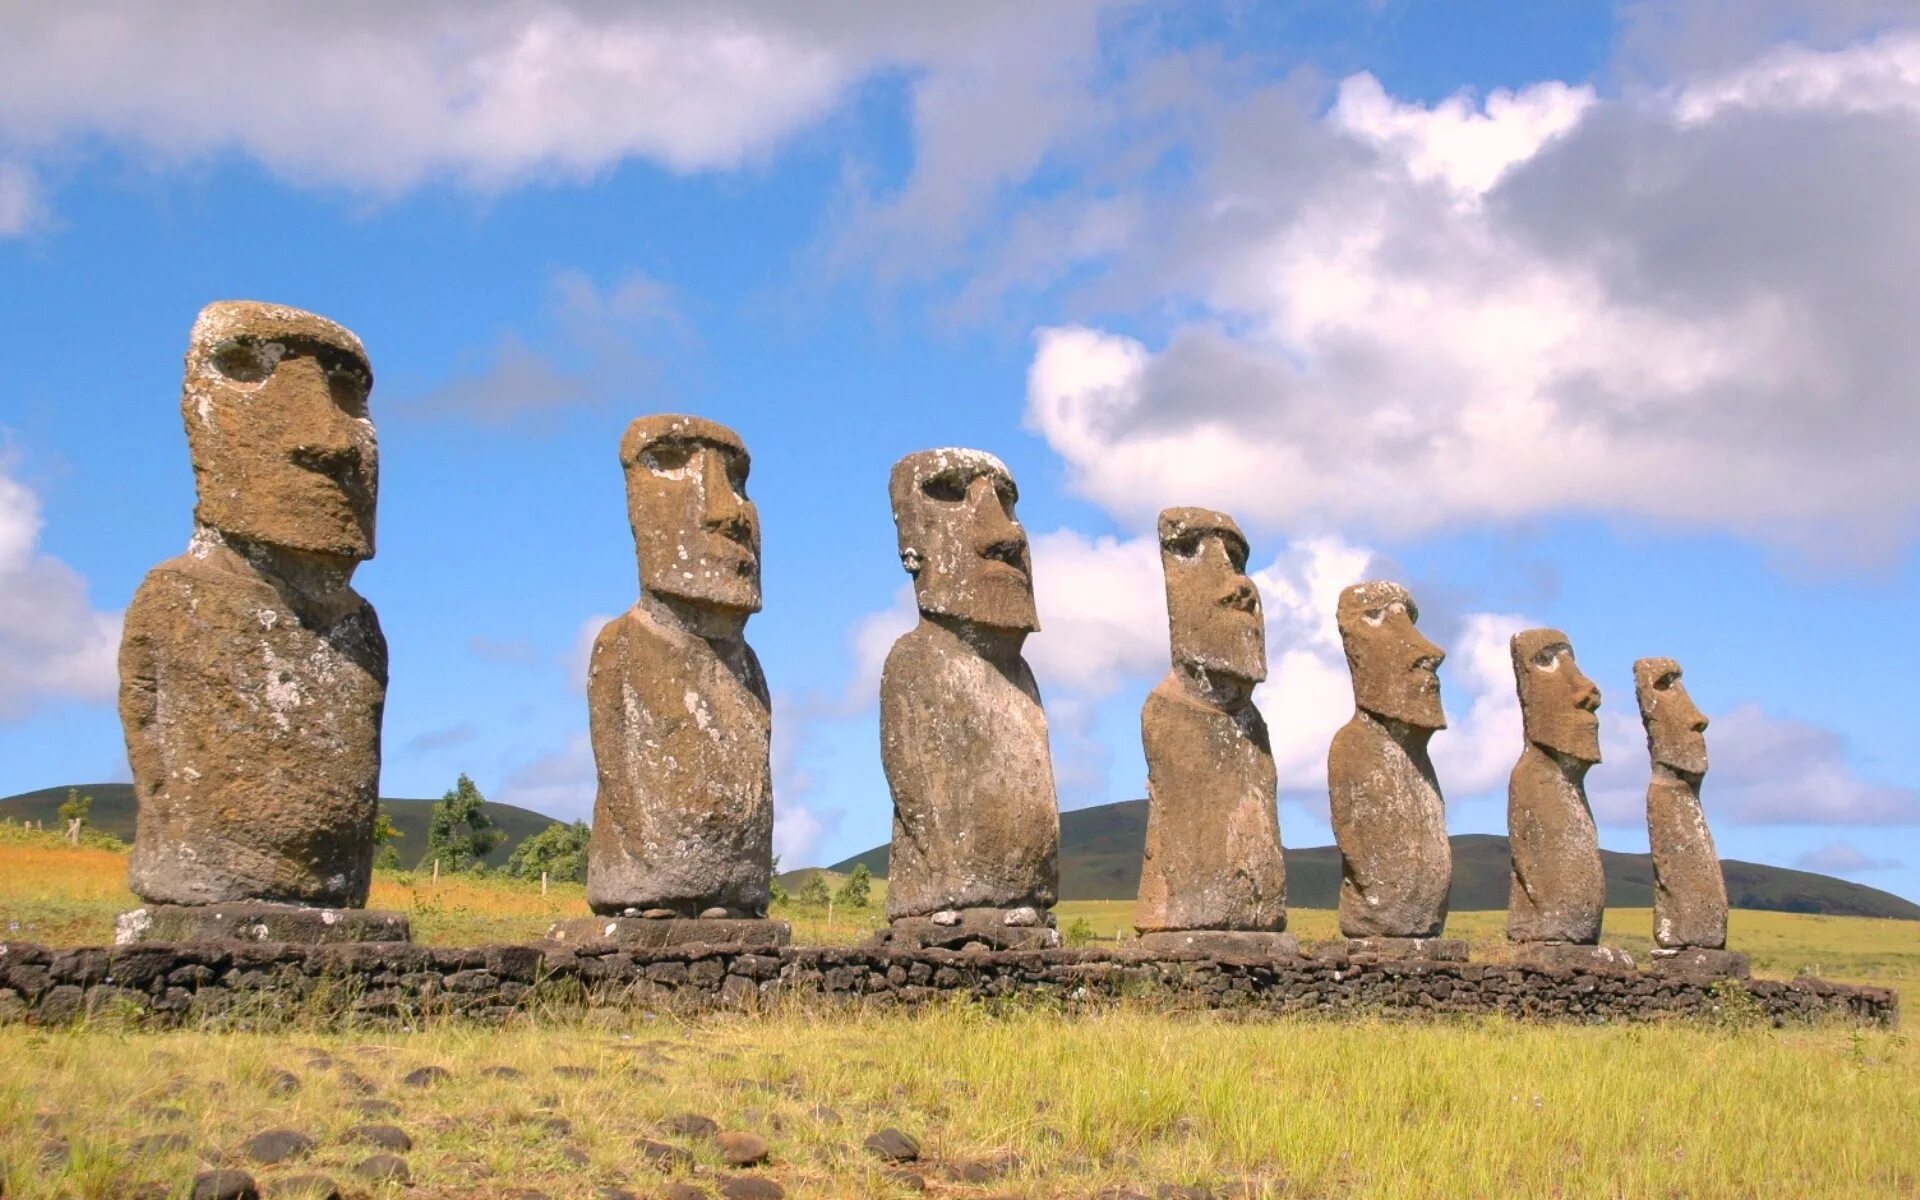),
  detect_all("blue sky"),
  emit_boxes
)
[3,1,1919,903]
